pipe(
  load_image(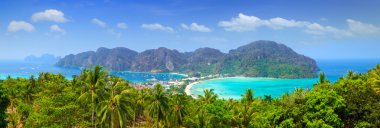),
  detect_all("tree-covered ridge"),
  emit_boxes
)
[219,41,319,78]
[1,65,379,127]
[57,40,319,78]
